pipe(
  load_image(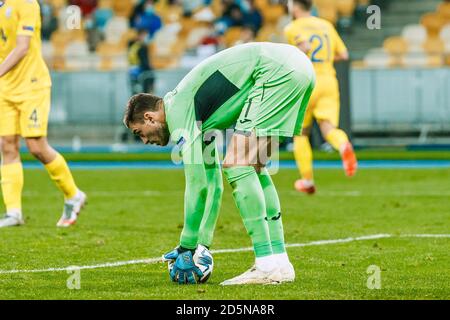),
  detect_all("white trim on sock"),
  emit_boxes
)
[255,255,278,272]
[7,209,22,219]
[66,189,81,203]
[273,252,291,267]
